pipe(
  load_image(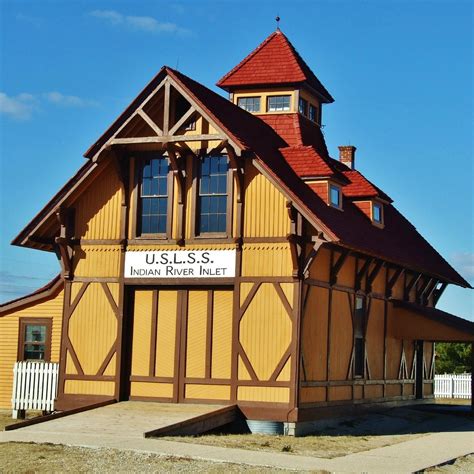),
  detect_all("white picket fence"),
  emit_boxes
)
[11,361,59,418]
[434,373,471,399]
